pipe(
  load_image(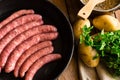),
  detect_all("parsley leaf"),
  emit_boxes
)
[80,25,120,76]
